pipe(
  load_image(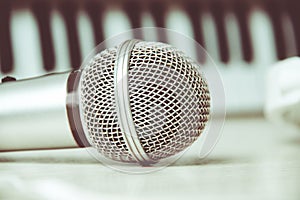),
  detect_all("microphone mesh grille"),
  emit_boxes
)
[128,42,210,160]
[81,47,135,162]
[80,41,210,163]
